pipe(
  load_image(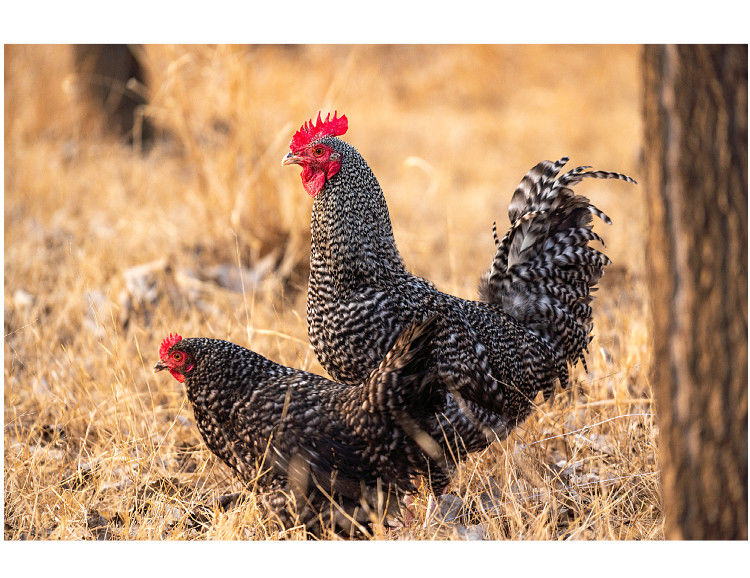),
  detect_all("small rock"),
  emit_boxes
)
[574,433,615,455]
[202,252,277,293]
[100,478,134,492]
[428,494,464,525]
[477,490,503,515]
[123,259,167,304]
[119,258,171,328]
[454,523,487,540]
[164,505,184,525]
[65,461,97,490]
[175,415,191,428]
[572,471,600,487]
[87,509,113,540]
[13,289,35,309]
[553,459,585,483]
[215,492,243,511]
[206,264,260,293]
